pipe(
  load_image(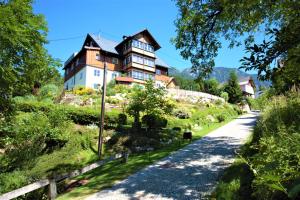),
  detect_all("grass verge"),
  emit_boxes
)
[57,119,234,200]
